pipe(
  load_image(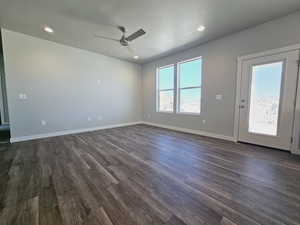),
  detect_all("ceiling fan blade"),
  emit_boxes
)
[125,29,146,42]
[94,35,119,42]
